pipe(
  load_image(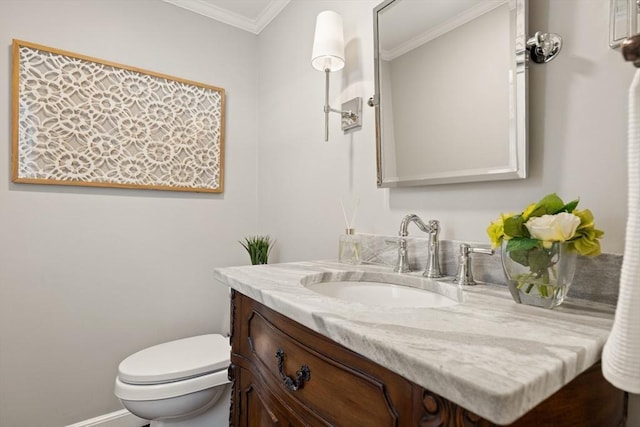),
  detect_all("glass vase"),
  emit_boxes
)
[501,240,577,309]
